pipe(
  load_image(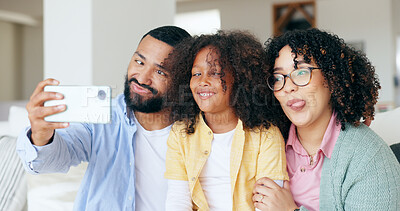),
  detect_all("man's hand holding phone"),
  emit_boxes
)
[26,78,112,146]
[43,85,111,124]
[26,78,69,146]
